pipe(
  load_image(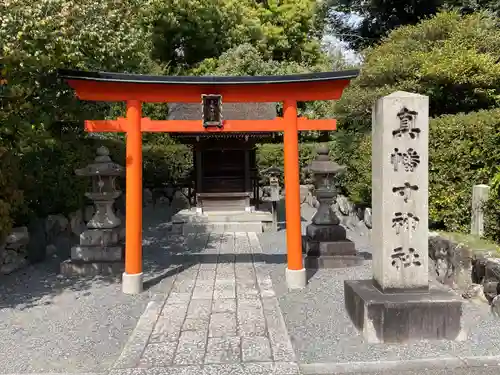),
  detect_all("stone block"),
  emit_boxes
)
[306,239,356,256]
[241,336,272,362]
[60,259,123,276]
[486,258,500,280]
[209,312,237,337]
[364,207,372,229]
[187,299,212,320]
[212,299,236,313]
[69,209,86,236]
[205,337,241,364]
[71,245,123,262]
[305,239,363,269]
[174,330,207,365]
[344,280,466,343]
[5,226,29,249]
[306,223,346,242]
[79,228,120,246]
